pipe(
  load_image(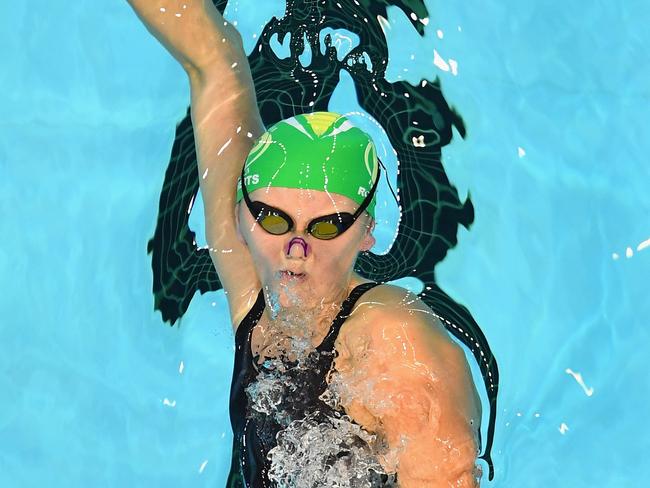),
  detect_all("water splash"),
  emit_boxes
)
[262,272,345,364]
[244,291,401,486]
[268,410,398,487]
